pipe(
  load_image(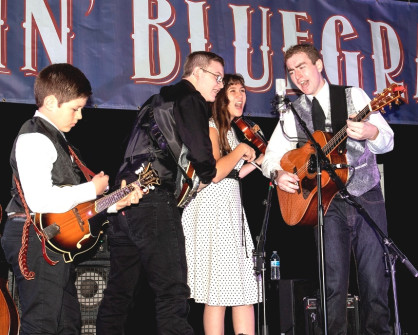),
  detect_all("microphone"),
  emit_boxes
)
[275,78,287,114]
